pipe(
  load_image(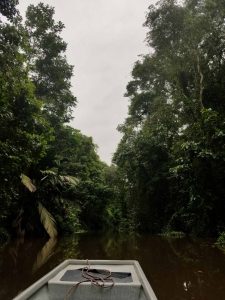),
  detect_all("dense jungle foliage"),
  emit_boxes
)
[113,0,225,237]
[1,0,225,243]
[0,1,113,242]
